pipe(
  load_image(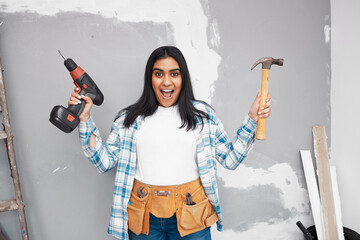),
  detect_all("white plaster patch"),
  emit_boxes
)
[211,215,313,240]
[218,161,309,215]
[52,165,69,173]
[324,25,331,44]
[0,0,221,103]
[216,156,311,239]
[209,20,221,48]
